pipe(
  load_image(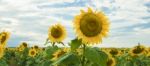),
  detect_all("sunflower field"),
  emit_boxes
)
[0,8,150,66]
